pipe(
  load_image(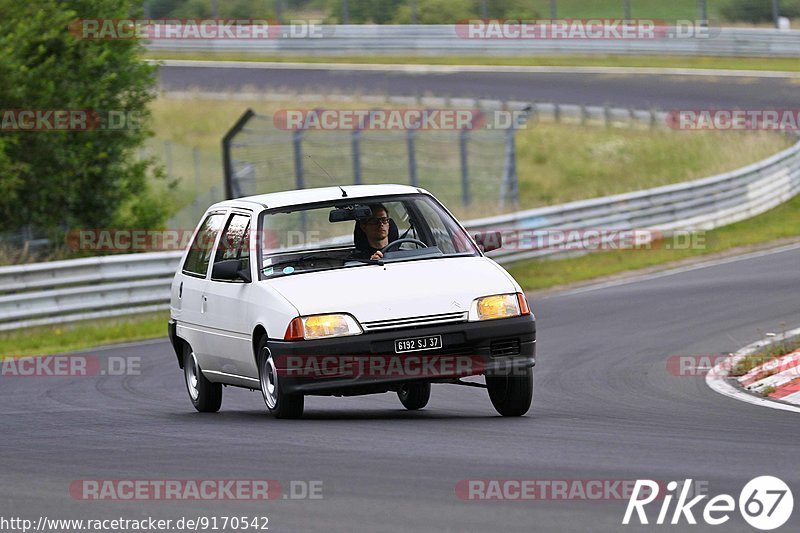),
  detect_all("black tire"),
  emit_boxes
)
[486,366,533,417]
[183,345,222,413]
[397,382,431,410]
[257,337,304,419]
